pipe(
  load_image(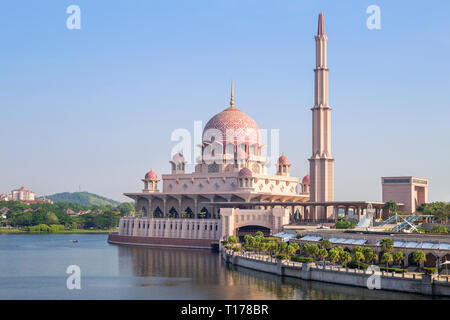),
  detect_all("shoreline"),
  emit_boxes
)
[0,228,117,234]
[221,249,450,297]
